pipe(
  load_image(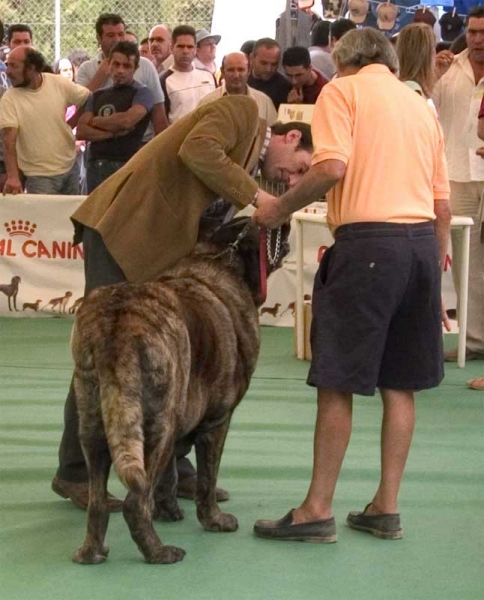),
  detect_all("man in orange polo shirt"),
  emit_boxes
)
[252,28,451,543]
